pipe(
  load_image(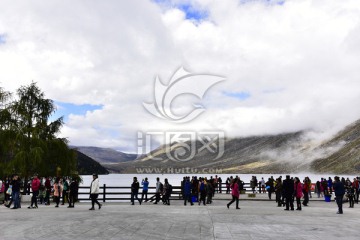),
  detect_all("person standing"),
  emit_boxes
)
[282,175,294,211]
[225,177,231,194]
[352,177,359,204]
[275,178,283,207]
[218,177,222,193]
[302,178,309,207]
[68,178,78,208]
[10,174,21,209]
[266,178,274,200]
[227,178,240,209]
[294,177,303,211]
[198,178,207,206]
[89,174,102,210]
[61,178,69,205]
[141,178,149,203]
[307,177,312,198]
[333,176,345,214]
[53,177,63,208]
[131,177,141,205]
[28,174,40,209]
[163,178,172,205]
[44,177,51,205]
[183,177,193,206]
[0,178,4,204]
[153,177,162,204]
